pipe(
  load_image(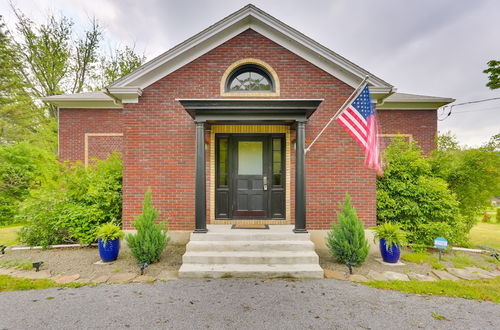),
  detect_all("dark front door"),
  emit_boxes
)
[215,134,285,220]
